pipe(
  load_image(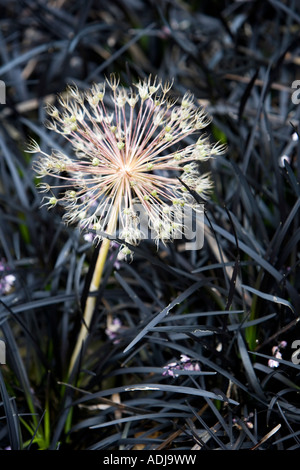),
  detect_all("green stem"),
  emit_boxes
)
[68,208,118,376]
[245,269,263,350]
